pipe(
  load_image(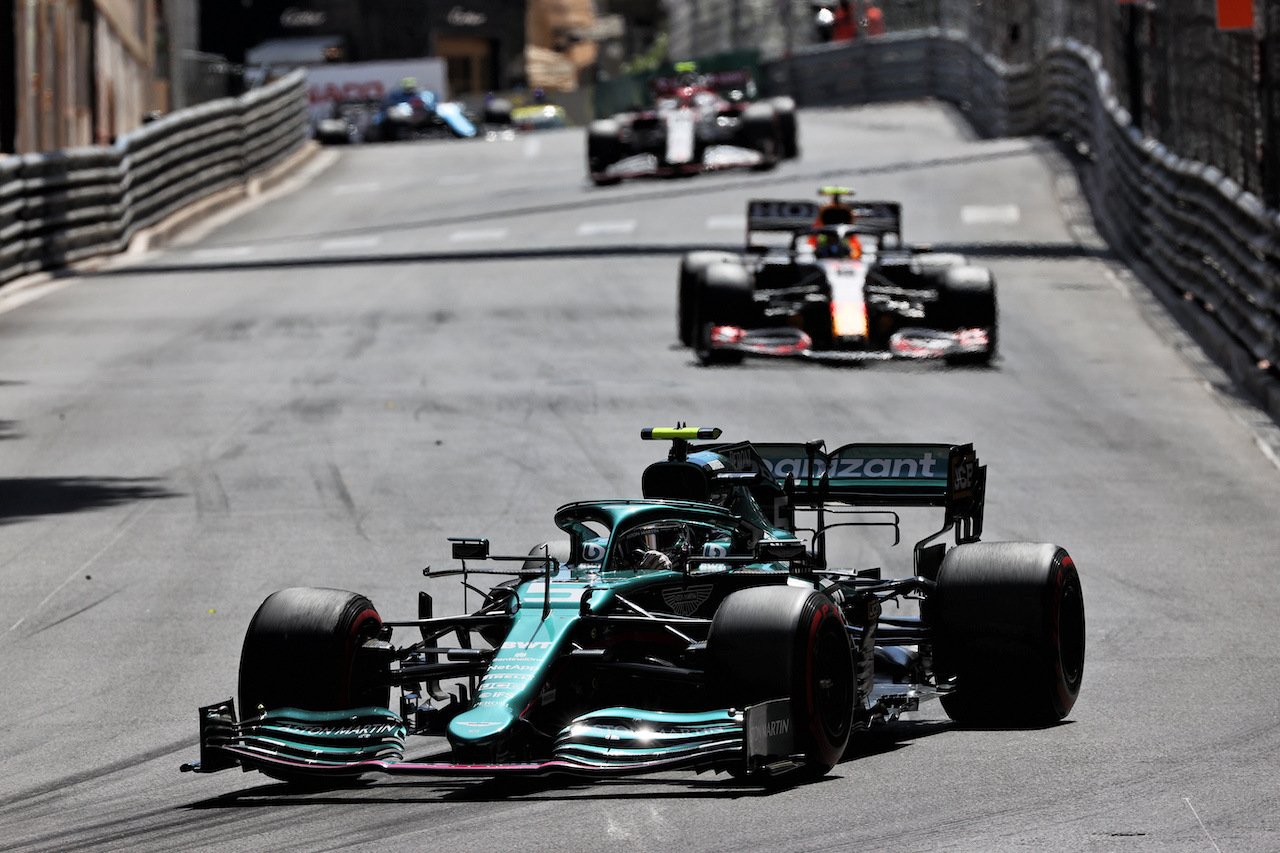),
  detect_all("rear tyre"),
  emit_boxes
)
[587,119,623,185]
[931,543,1085,726]
[679,251,738,346]
[522,540,573,570]
[708,586,854,779]
[693,262,753,365]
